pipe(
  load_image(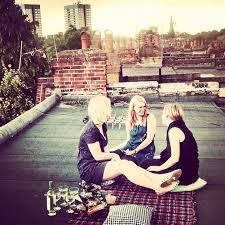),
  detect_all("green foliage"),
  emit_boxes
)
[0,0,48,80]
[64,27,82,49]
[217,34,225,44]
[42,33,66,61]
[138,29,158,39]
[193,30,220,42]
[179,32,193,39]
[0,0,49,125]
[42,27,82,61]
[0,68,34,126]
